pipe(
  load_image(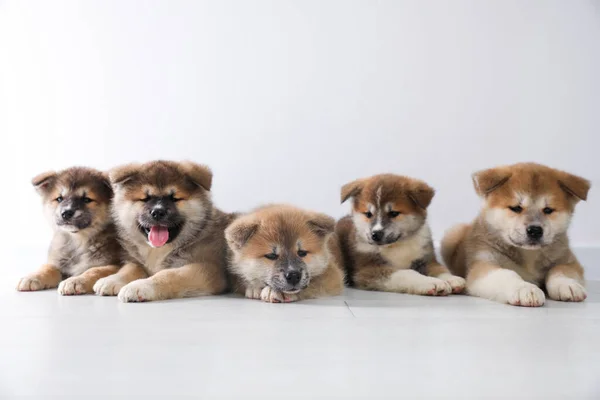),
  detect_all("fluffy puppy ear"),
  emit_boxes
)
[407,180,435,209]
[472,167,512,197]
[180,161,213,191]
[556,170,590,202]
[341,179,364,203]
[307,213,335,237]
[226,217,259,250]
[32,171,57,195]
[109,163,142,186]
